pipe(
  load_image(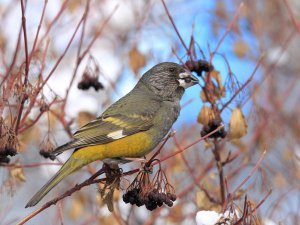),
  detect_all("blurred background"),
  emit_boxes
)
[0,0,299,224]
